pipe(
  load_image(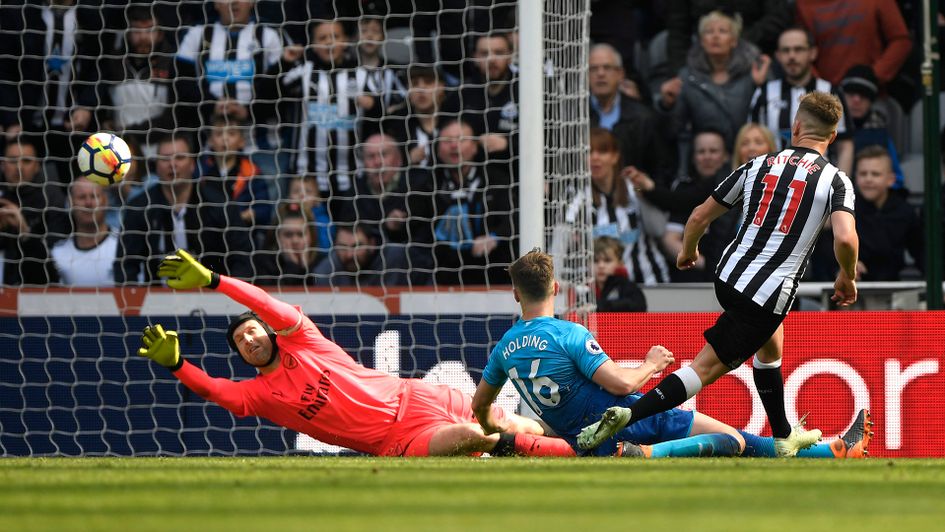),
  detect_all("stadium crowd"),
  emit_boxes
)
[0,0,940,296]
